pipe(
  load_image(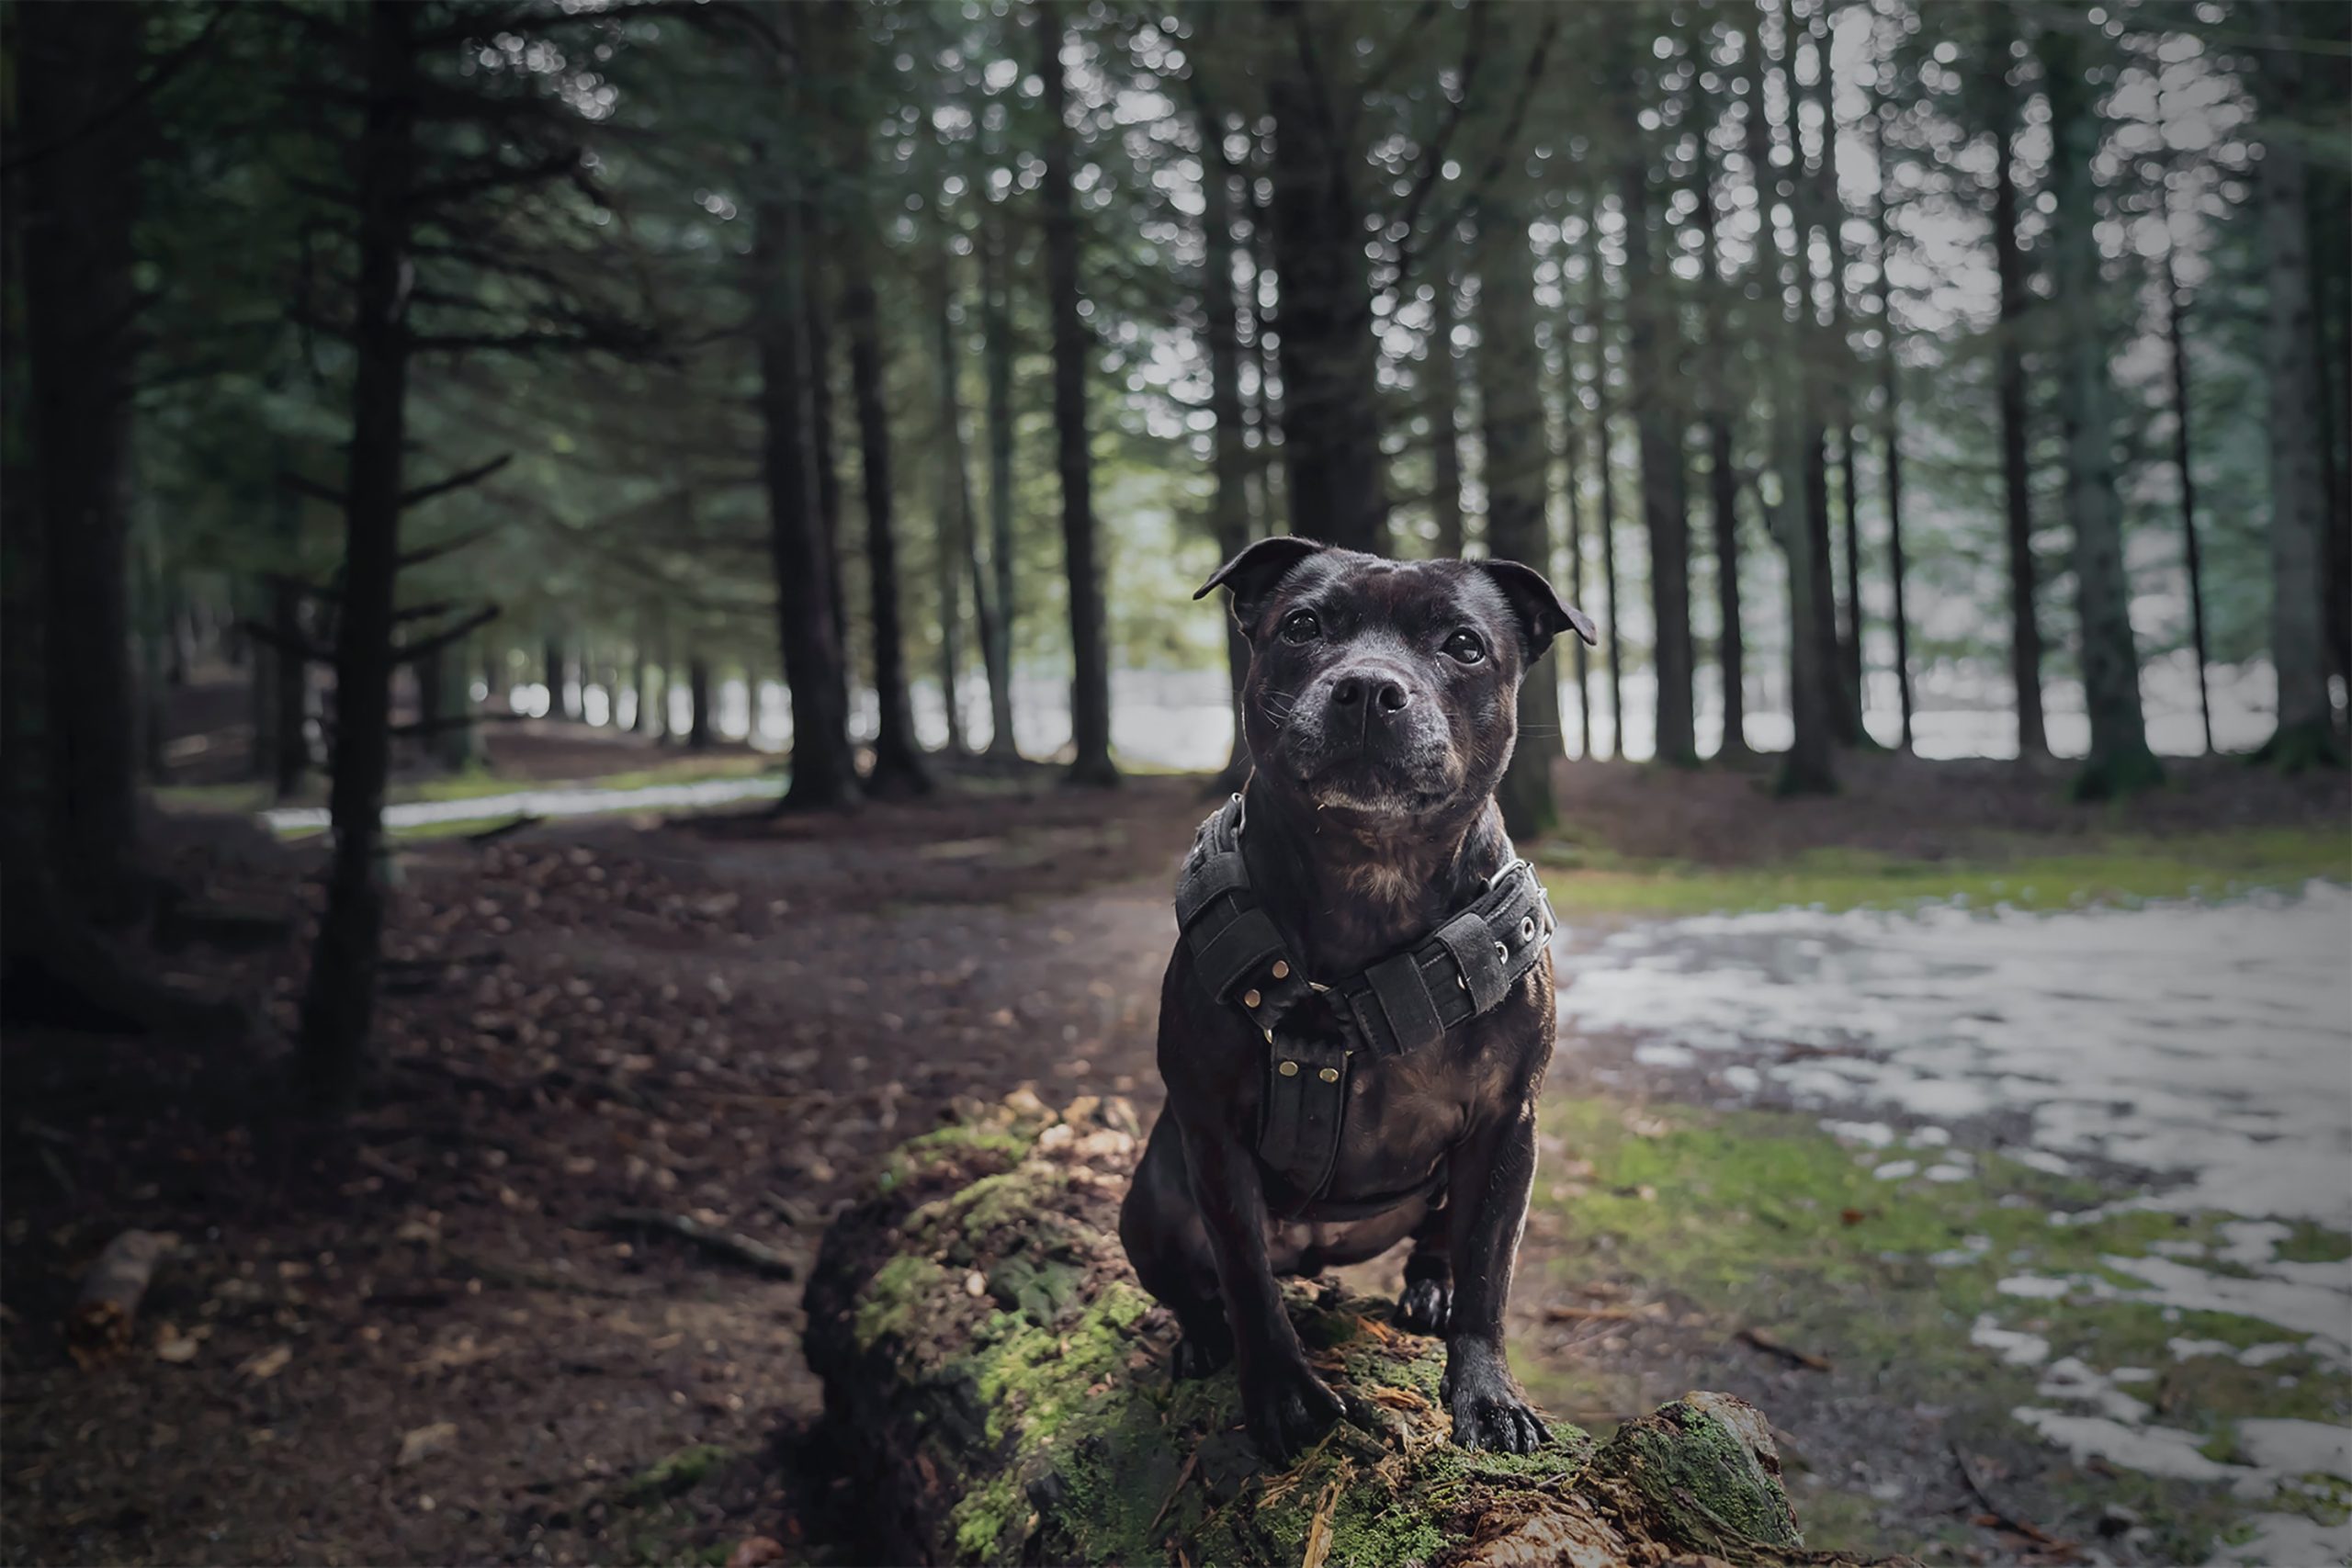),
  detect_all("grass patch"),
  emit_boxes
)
[1532,828,2350,919]
[1523,1096,2352,1560]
